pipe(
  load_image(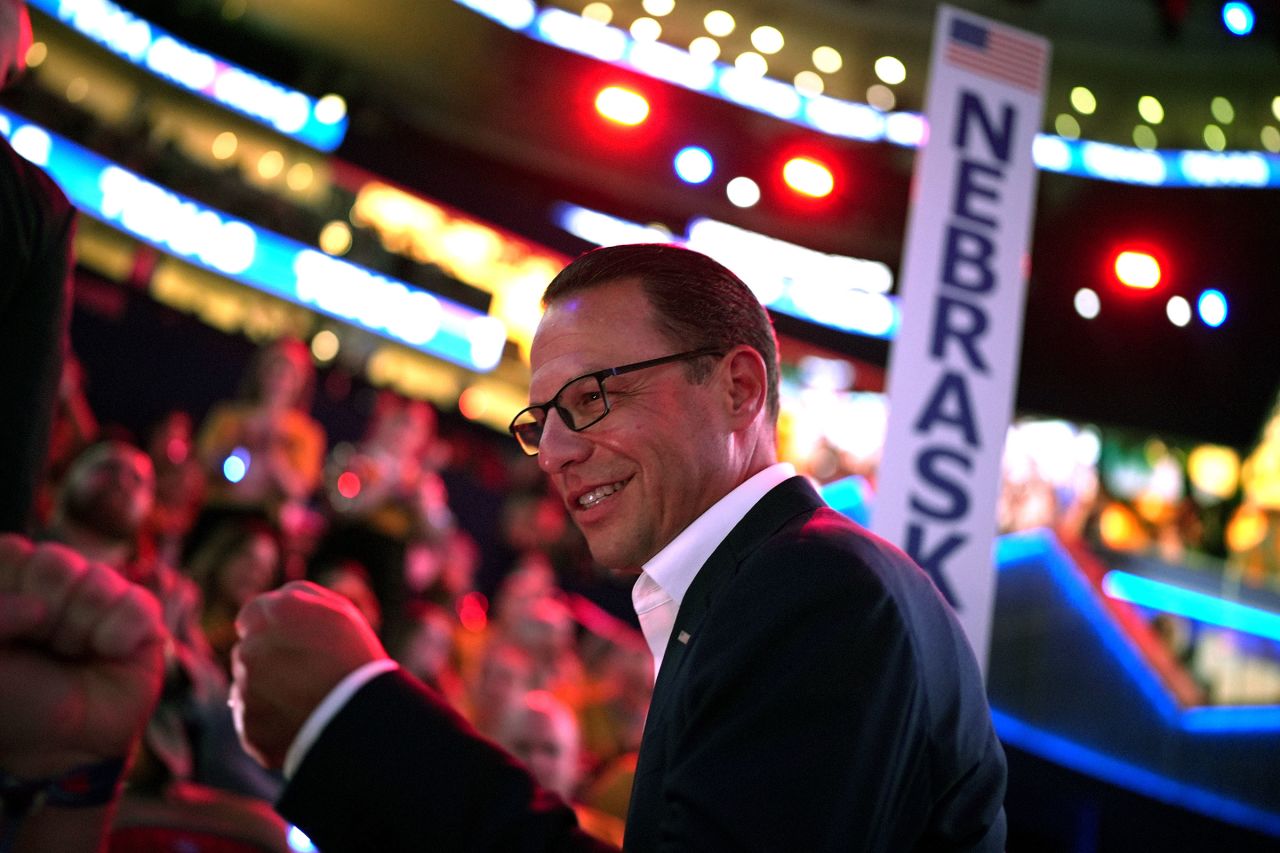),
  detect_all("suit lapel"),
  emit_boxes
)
[642,476,826,729]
